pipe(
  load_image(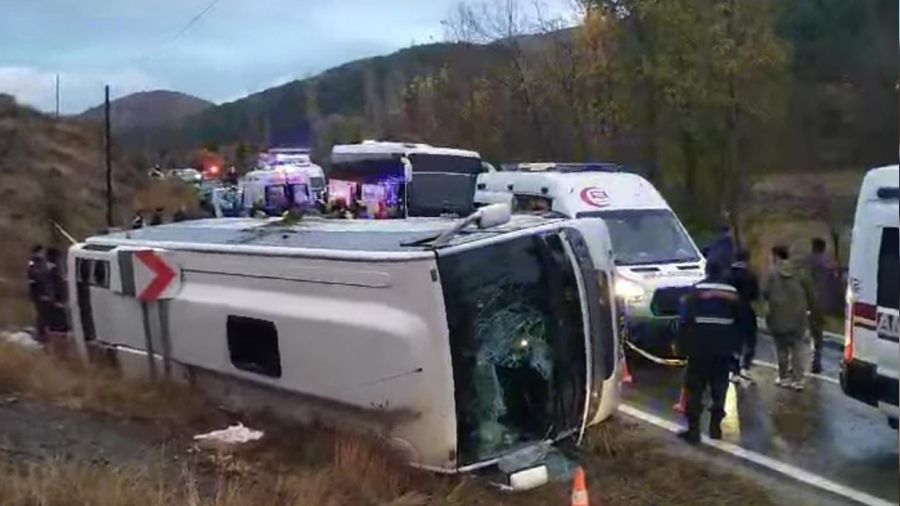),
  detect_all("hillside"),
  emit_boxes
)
[0,94,141,326]
[78,90,213,132]
[120,42,511,159]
